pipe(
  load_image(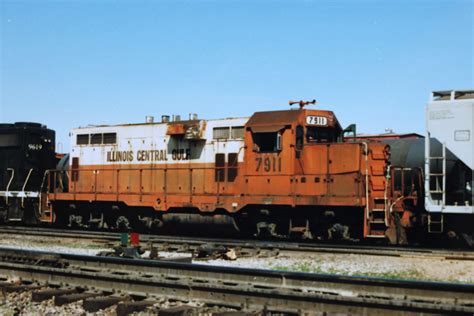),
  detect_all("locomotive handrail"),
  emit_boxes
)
[38,170,50,219]
[5,168,14,205]
[362,142,370,222]
[48,167,365,176]
[48,167,364,200]
[20,168,34,208]
[384,165,391,226]
[48,166,364,175]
